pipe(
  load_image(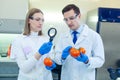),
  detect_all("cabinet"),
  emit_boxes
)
[0,60,19,80]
